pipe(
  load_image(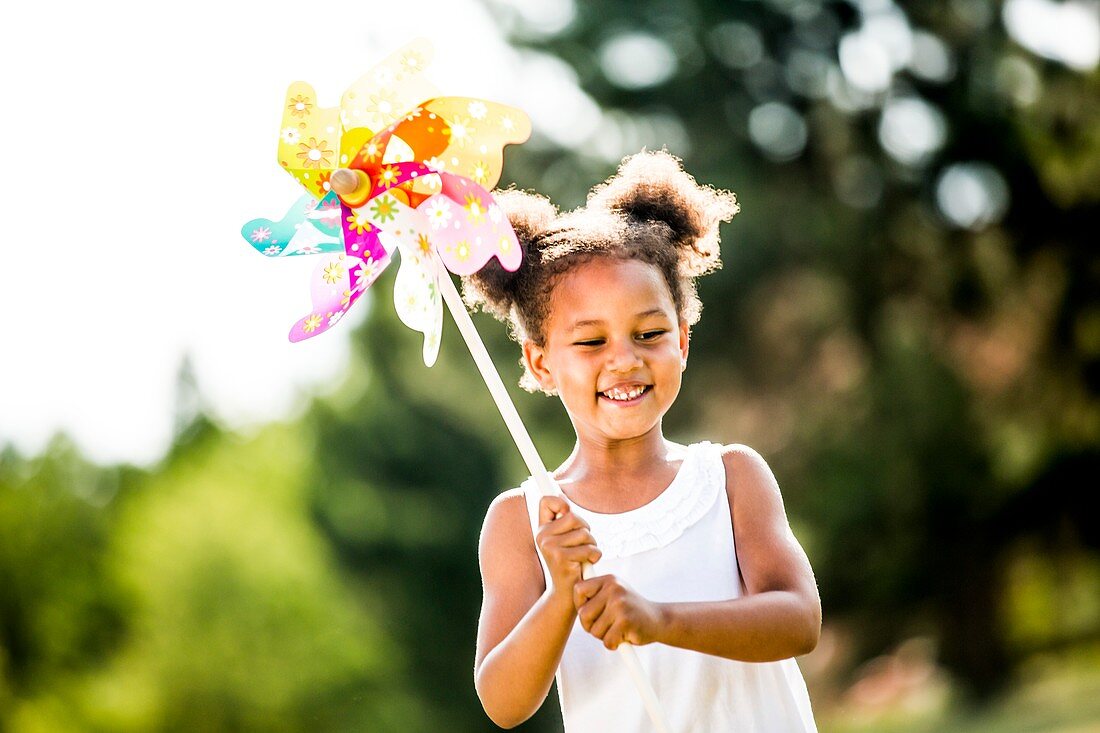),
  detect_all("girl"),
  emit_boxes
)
[464,151,820,731]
